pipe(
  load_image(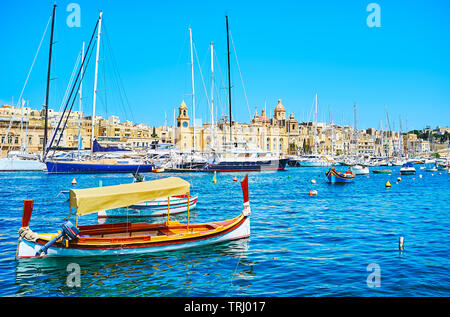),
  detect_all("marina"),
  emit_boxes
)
[0,166,448,296]
[0,1,449,300]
